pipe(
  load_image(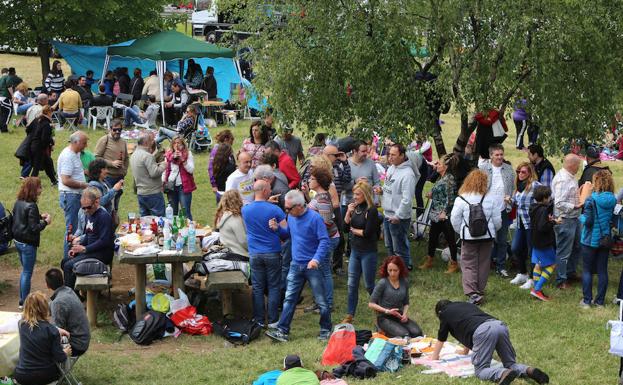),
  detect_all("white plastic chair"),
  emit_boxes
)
[88,106,113,130]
